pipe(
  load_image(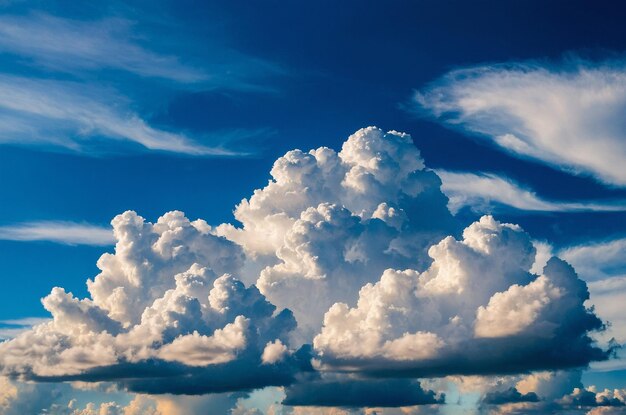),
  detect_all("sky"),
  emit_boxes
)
[0,1,625,414]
